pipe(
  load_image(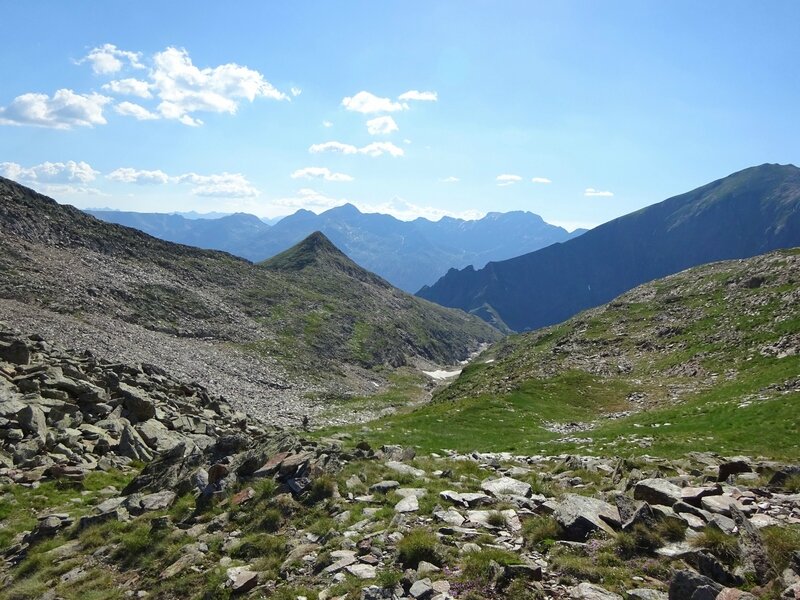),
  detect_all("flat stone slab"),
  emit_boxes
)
[345,563,376,579]
[634,478,682,506]
[569,582,623,599]
[440,490,493,508]
[701,495,744,516]
[396,487,427,498]
[480,476,532,498]
[385,461,425,478]
[395,494,420,513]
